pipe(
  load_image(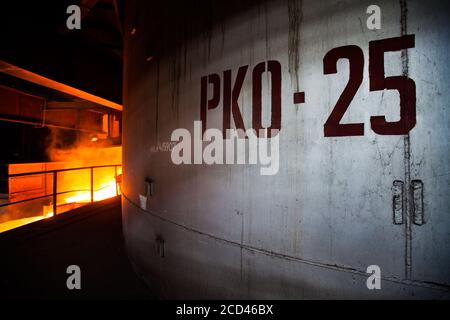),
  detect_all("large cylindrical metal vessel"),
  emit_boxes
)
[122,0,450,298]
